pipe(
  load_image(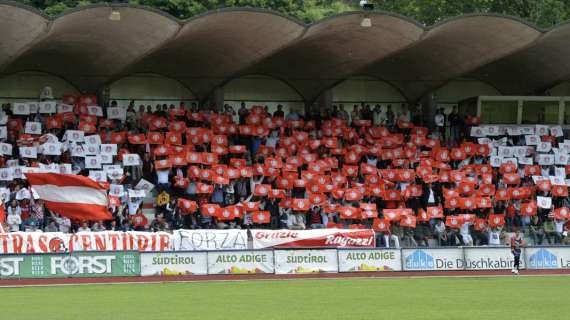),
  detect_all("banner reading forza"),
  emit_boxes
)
[171,229,248,251]
[0,251,140,279]
[251,229,375,249]
[207,251,274,274]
